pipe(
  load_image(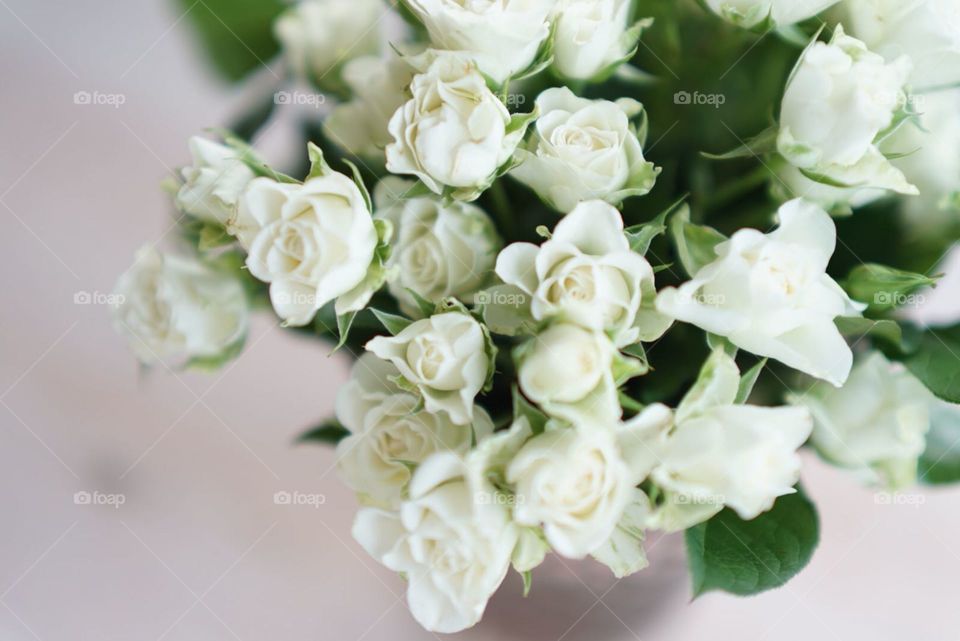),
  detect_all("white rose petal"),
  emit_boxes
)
[352,453,517,633]
[366,312,491,425]
[112,246,248,365]
[274,0,385,83]
[511,87,659,213]
[656,198,864,386]
[335,353,493,506]
[496,199,670,346]
[552,0,643,81]
[704,0,840,28]
[777,25,917,196]
[175,136,255,225]
[386,53,530,199]
[376,177,501,316]
[405,0,553,84]
[232,173,378,326]
[790,352,932,489]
